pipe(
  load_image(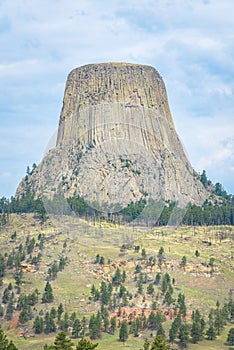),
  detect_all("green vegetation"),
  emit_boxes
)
[0,211,233,349]
[1,169,233,227]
